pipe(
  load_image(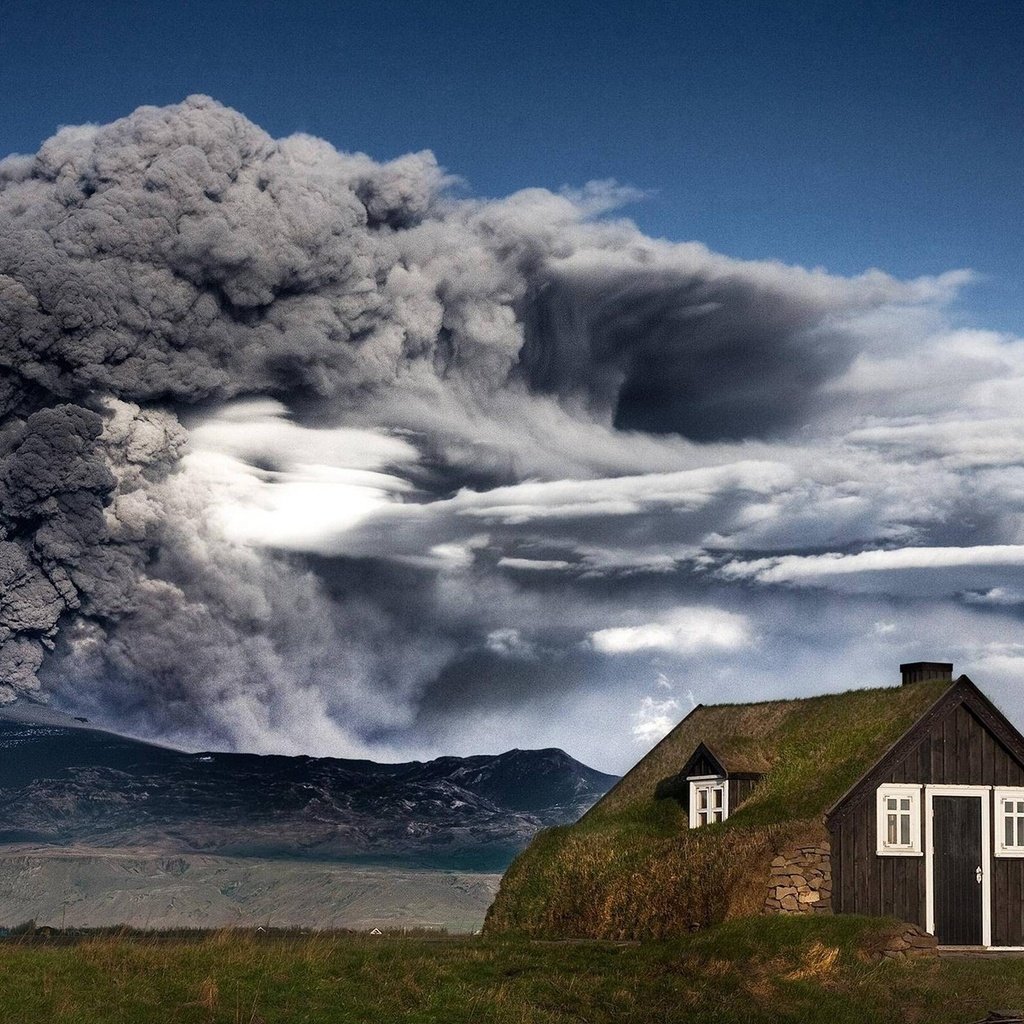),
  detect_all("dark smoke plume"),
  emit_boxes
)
[0,96,941,752]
